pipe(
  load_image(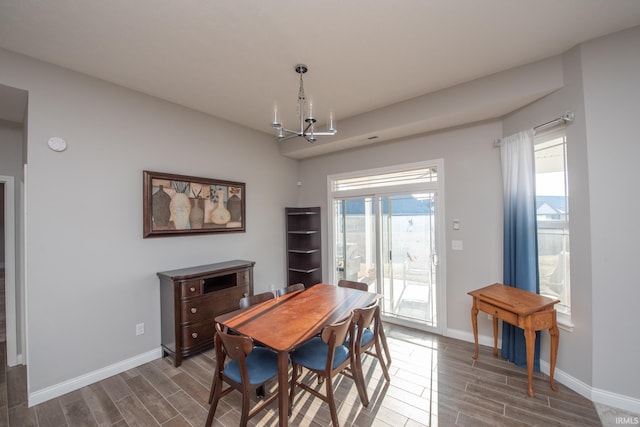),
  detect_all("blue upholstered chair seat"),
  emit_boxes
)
[346,326,374,347]
[224,347,279,385]
[291,337,350,370]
